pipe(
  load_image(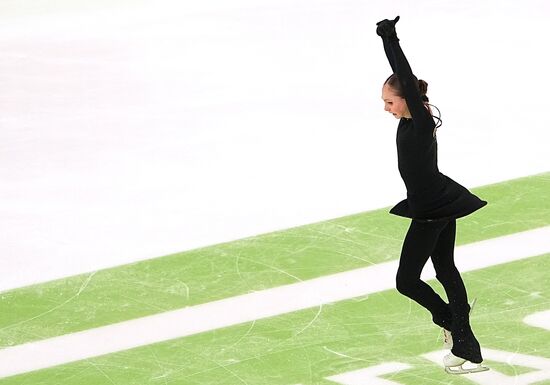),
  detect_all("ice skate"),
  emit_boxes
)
[441,298,477,349]
[443,352,489,374]
[442,328,453,349]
